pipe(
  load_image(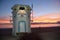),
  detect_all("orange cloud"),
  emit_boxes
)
[0,20,10,23]
[0,16,11,23]
[33,13,60,22]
